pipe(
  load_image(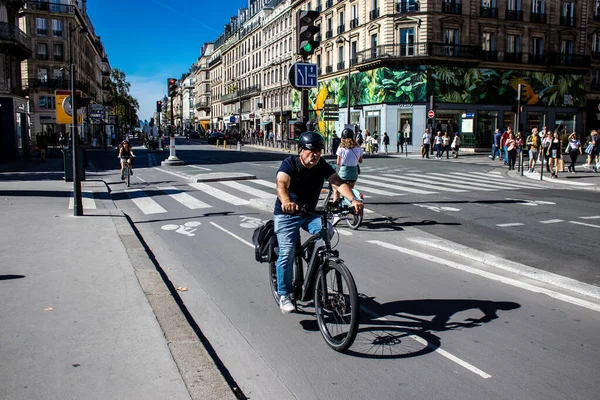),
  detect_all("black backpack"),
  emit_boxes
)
[252,220,278,263]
